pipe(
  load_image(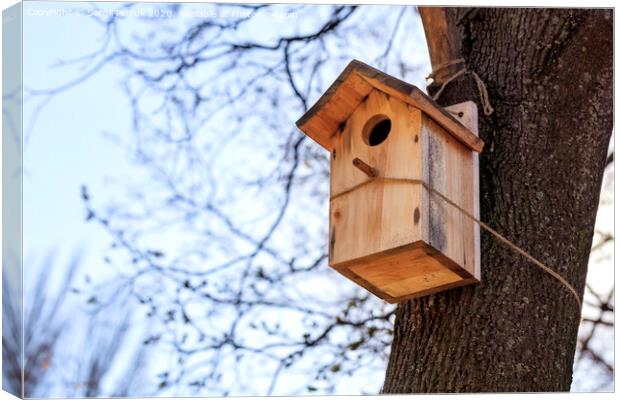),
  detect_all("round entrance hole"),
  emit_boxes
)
[363,115,391,146]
